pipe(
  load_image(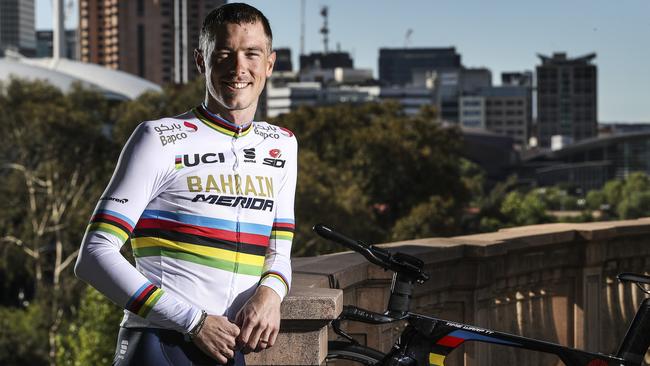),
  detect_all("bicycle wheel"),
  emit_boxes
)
[326,341,385,365]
